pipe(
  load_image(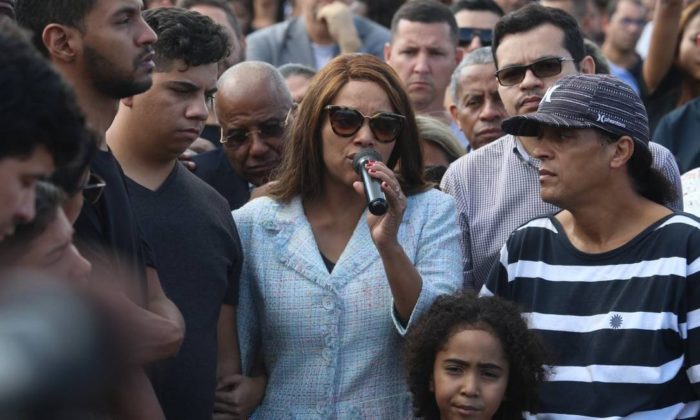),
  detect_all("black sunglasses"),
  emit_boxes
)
[324,105,405,143]
[81,172,106,204]
[495,56,575,87]
[220,118,288,148]
[458,27,493,47]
